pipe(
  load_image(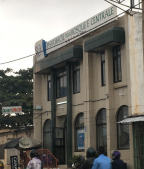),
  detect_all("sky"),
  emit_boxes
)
[0,0,141,71]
